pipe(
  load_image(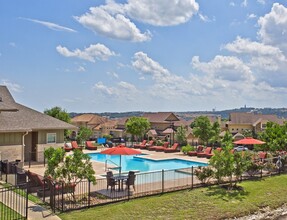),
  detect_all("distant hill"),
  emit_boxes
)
[69,107,287,120]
